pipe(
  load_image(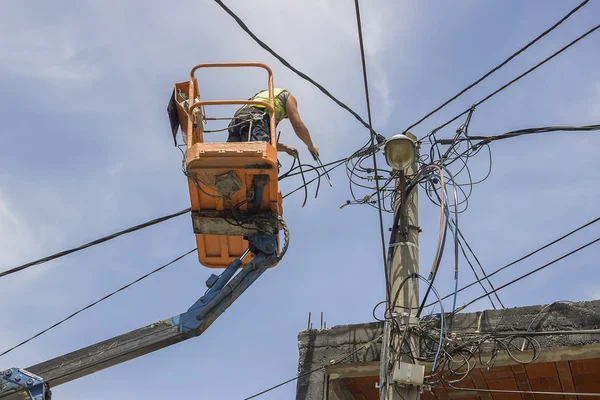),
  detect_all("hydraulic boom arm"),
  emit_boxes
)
[0,234,279,400]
